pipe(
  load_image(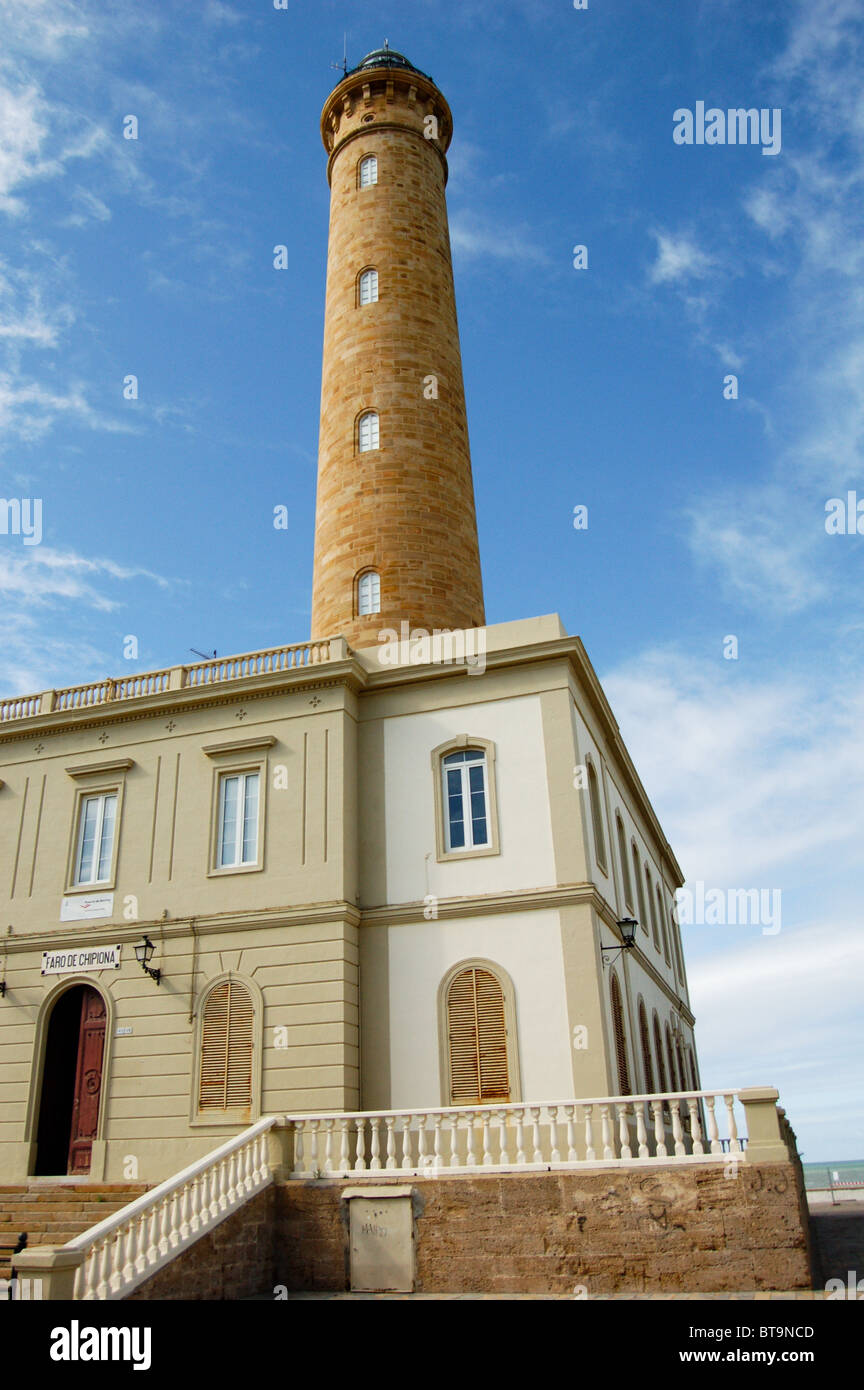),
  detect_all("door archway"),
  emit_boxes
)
[35,984,107,1176]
